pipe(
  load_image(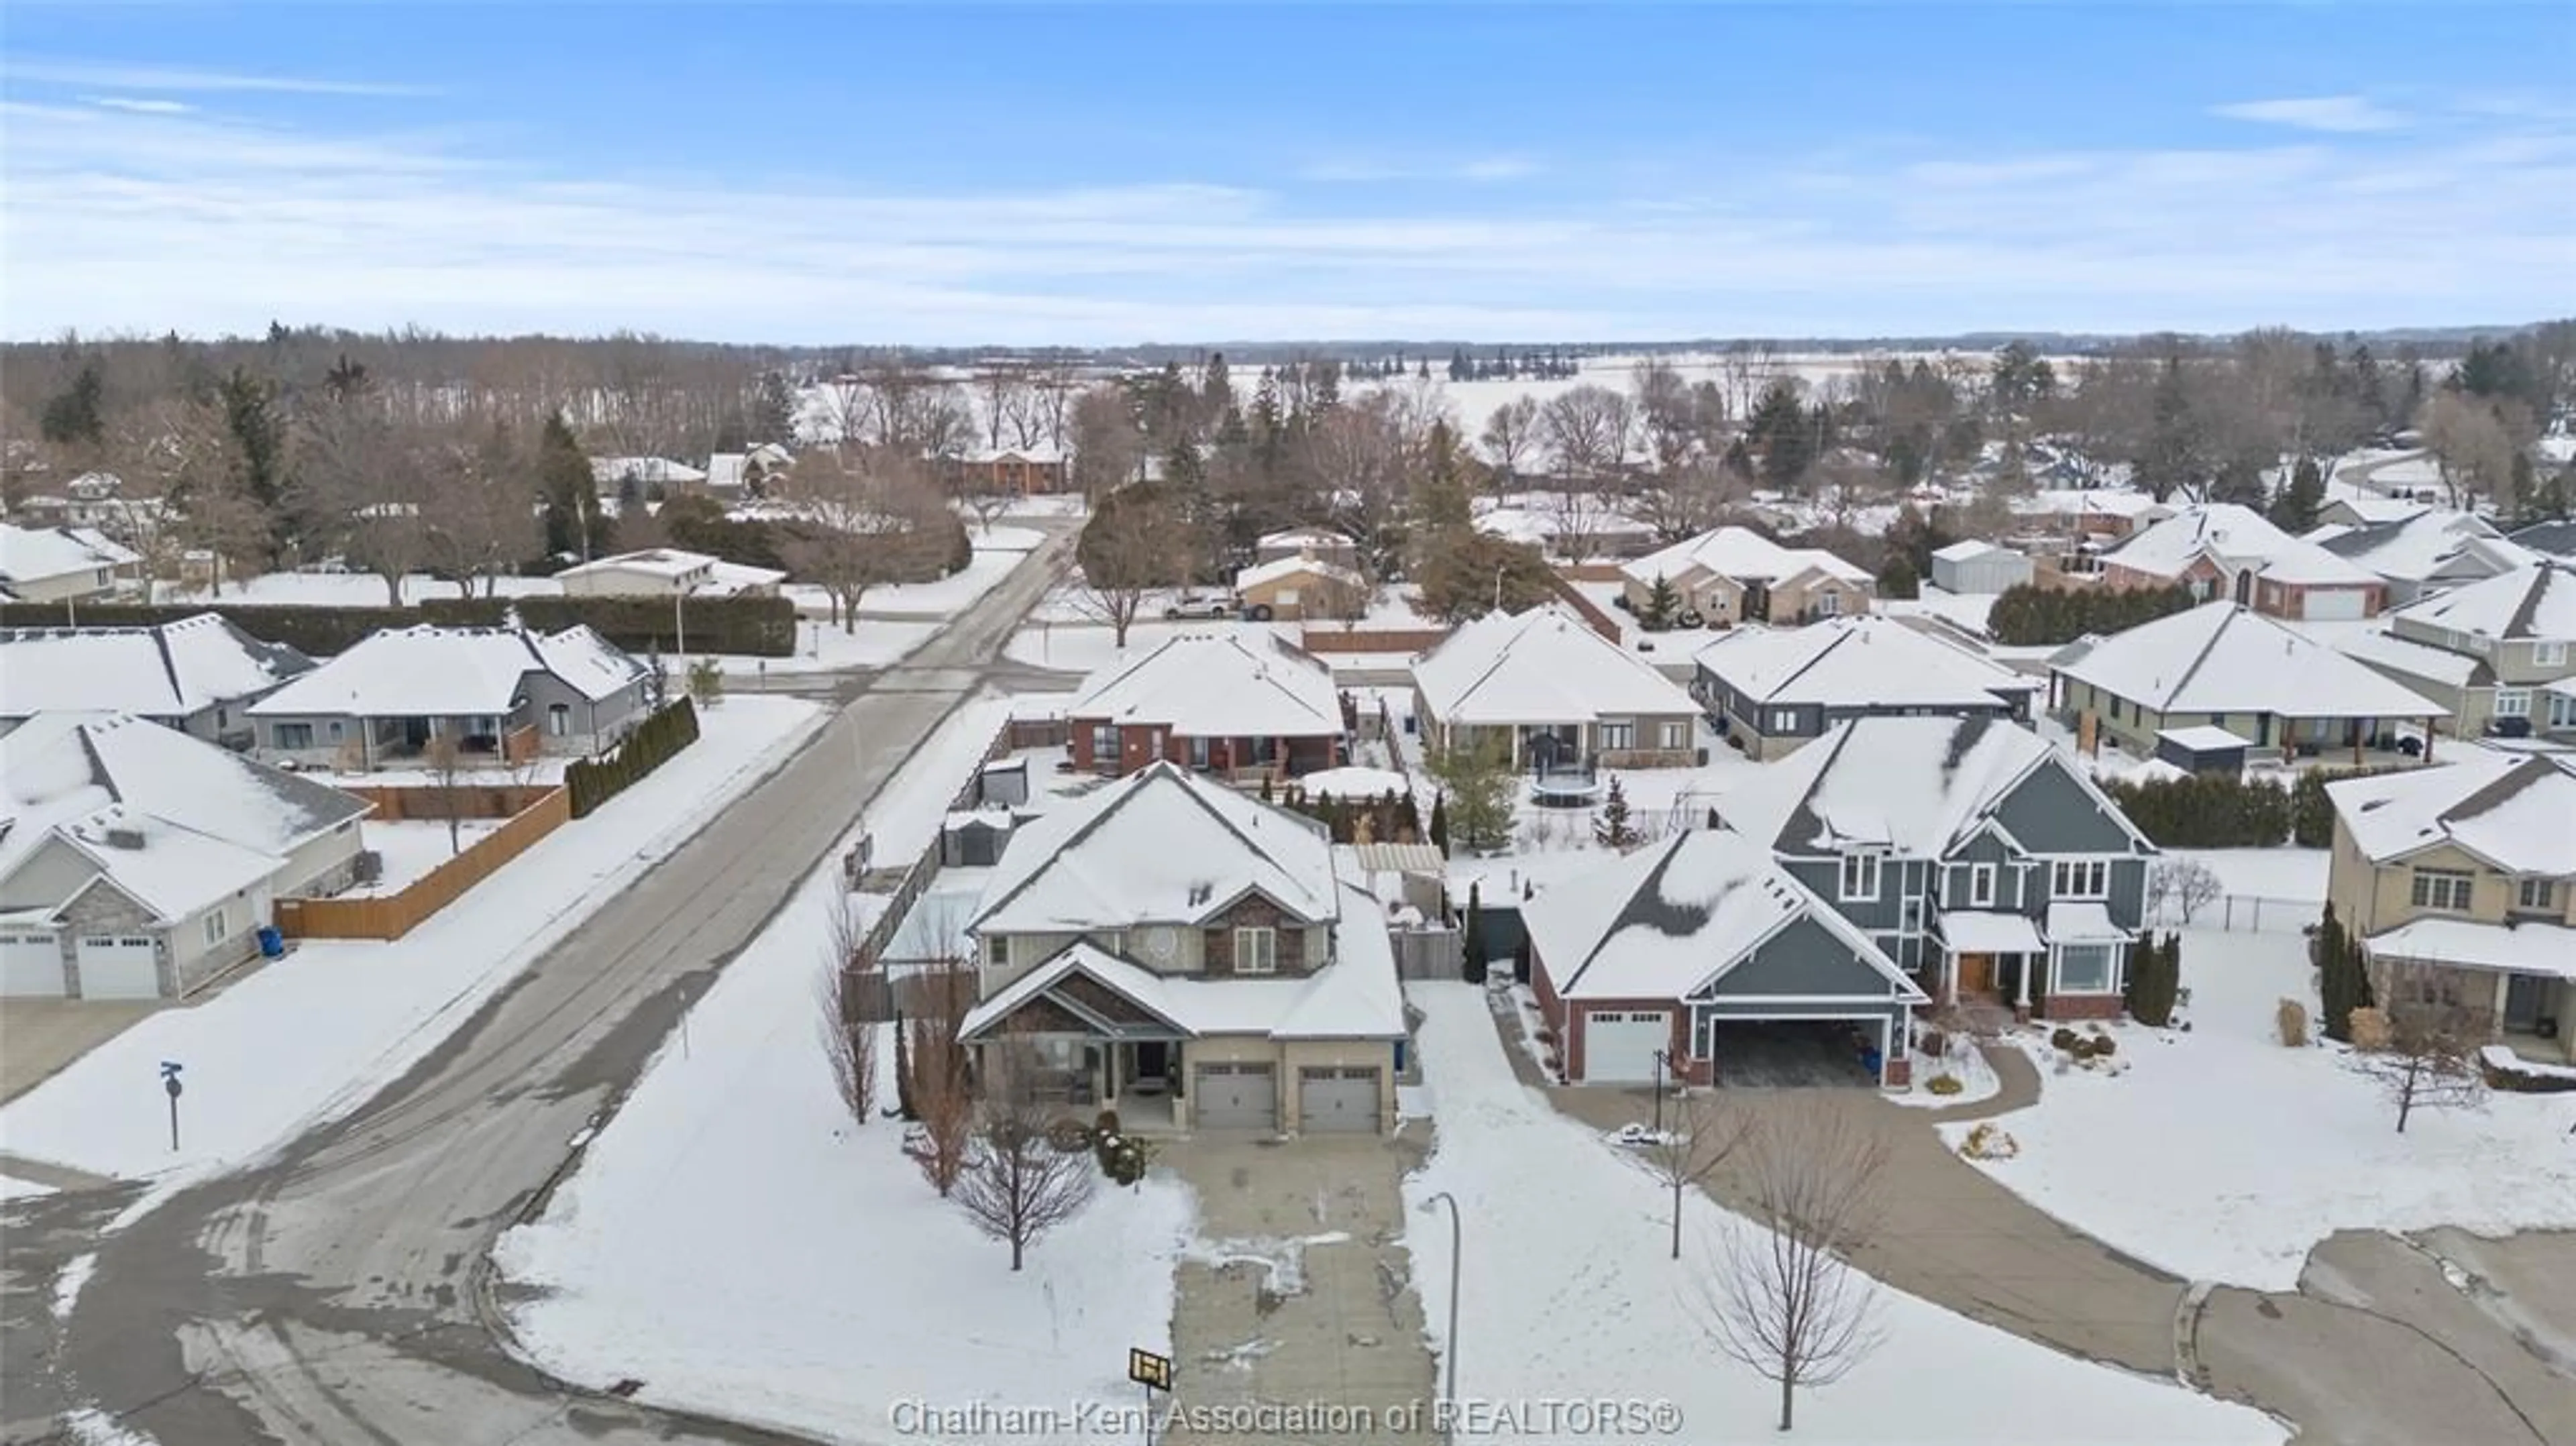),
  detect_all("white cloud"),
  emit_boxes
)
[2211,95,2412,133]
[1299,154,1541,183]
[1,97,2567,343]
[83,96,196,116]
[3,56,434,97]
